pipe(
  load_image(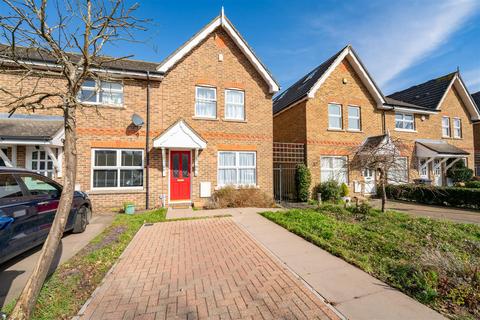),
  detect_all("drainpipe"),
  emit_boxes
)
[145,71,151,209]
